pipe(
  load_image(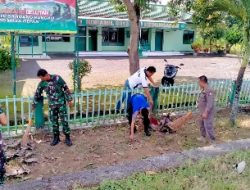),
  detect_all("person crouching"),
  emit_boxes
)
[127,93,151,141]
